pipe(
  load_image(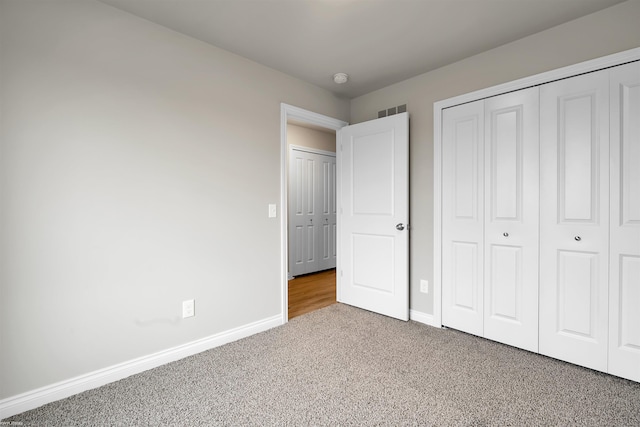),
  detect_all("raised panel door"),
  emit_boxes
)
[539,69,610,372]
[609,60,640,382]
[338,113,409,321]
[442,100,485,336]
[319,157,337,271]
[289,149,335,277]
[483,87,539,352]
